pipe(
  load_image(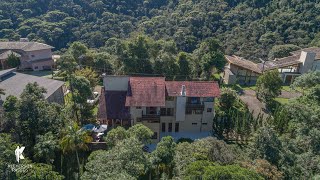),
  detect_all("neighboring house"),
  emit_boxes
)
[0,39,54,71]
[223,47,320,85]
[0,68,65,104]
[98,76,220,142]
